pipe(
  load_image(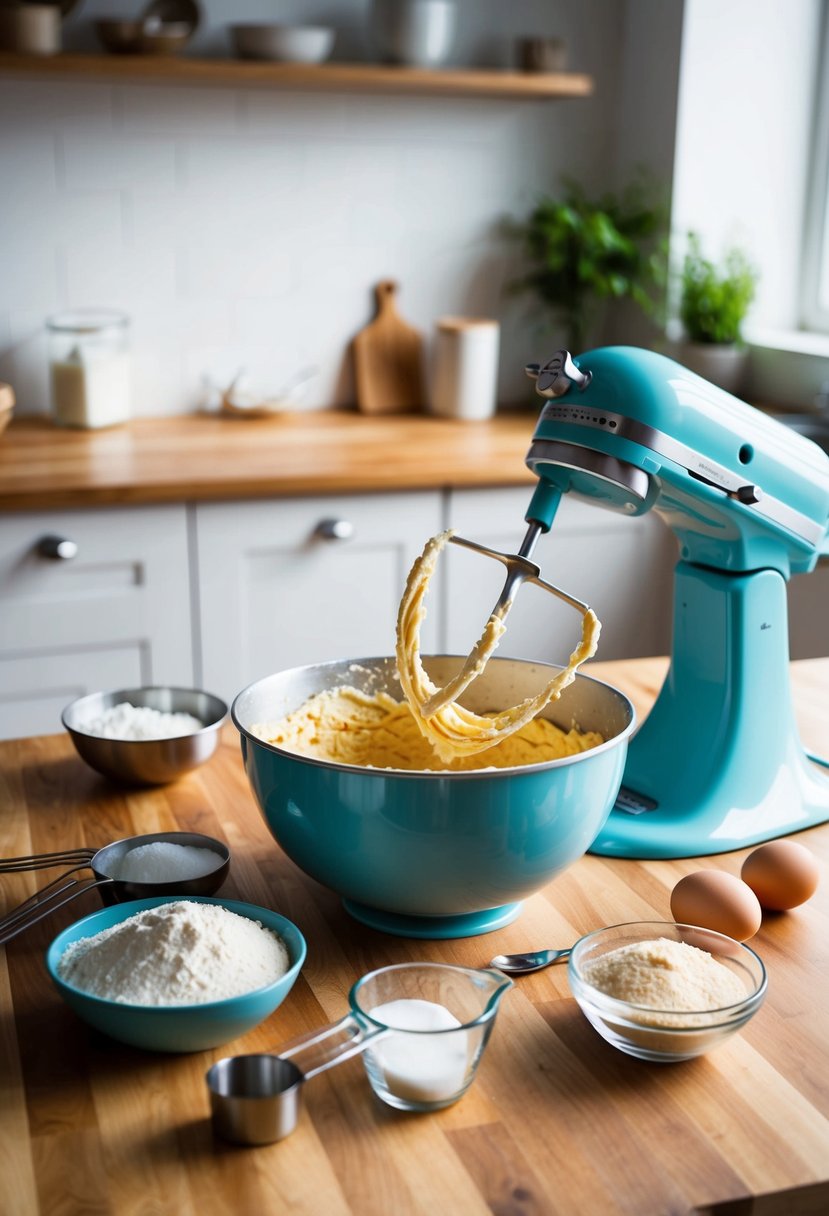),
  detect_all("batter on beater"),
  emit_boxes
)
[395,529,601,763]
